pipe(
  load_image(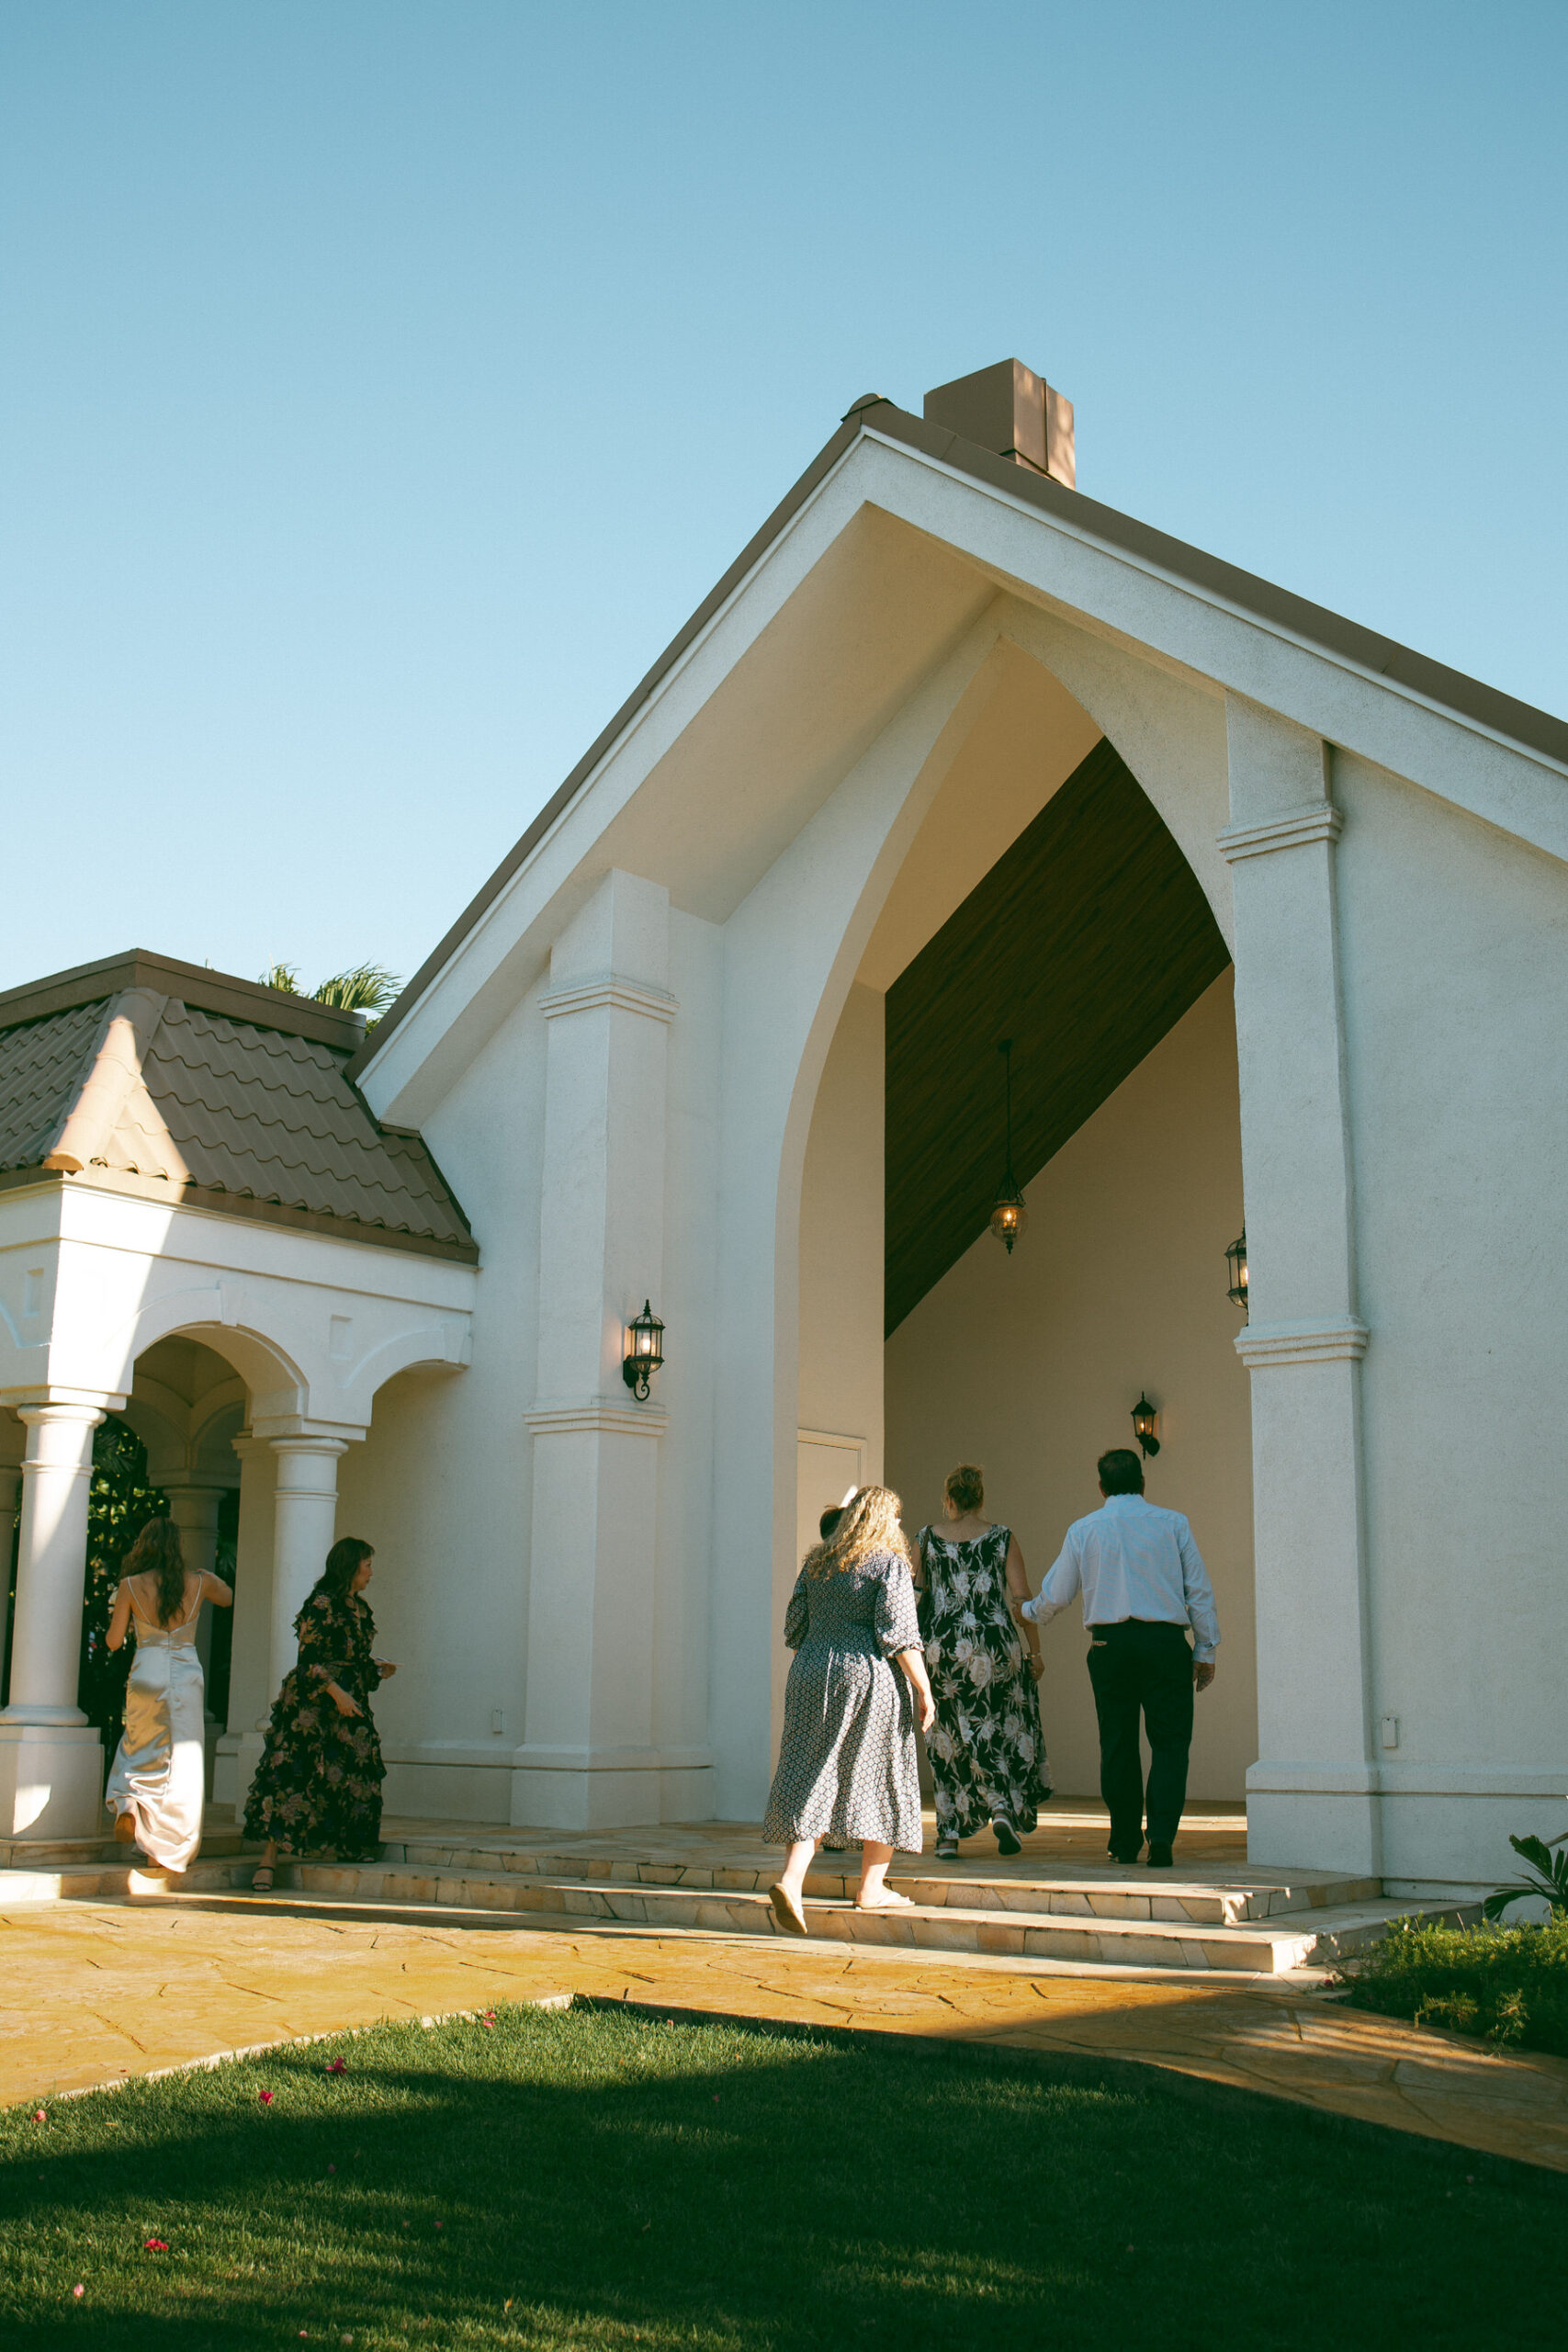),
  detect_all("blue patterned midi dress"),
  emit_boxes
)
[761,1550,924,1854]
